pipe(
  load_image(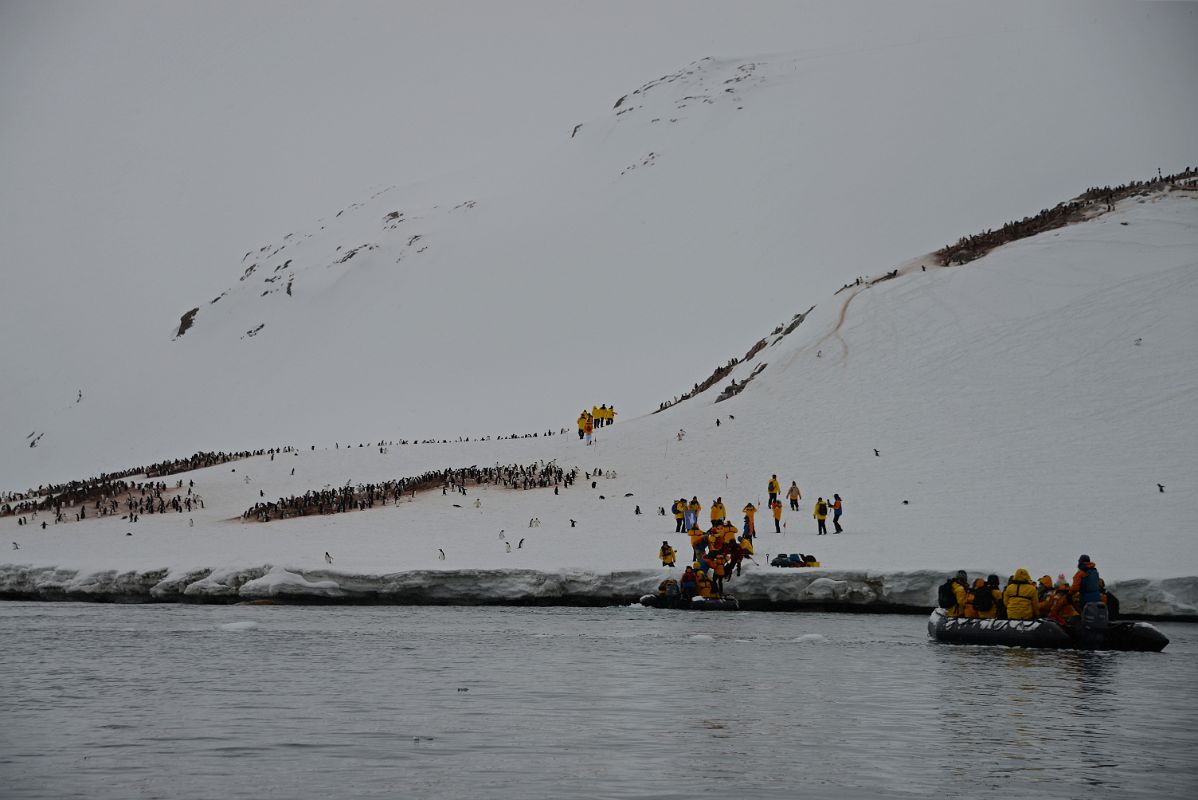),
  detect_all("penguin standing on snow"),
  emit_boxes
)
[324,552,333,564]
[505,542,512,553]
[438,549,446,560]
